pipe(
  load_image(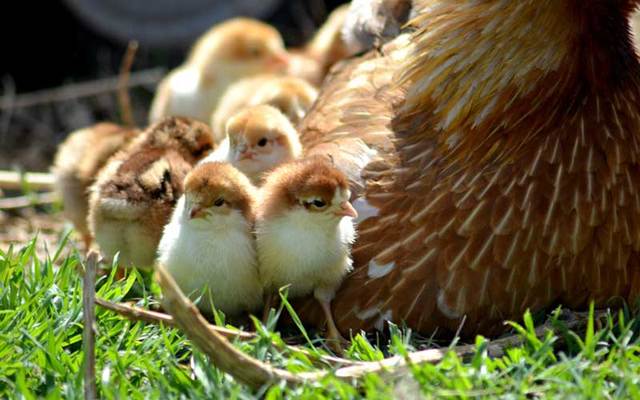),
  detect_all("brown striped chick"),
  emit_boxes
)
[149,18,290,124]
[203,105,302,183]
[287,5,351,86]
[256,157,357,350]
[88,117,214,269]
[51,123,139,248]
[210,75,318,142]
[158,162,262,316]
